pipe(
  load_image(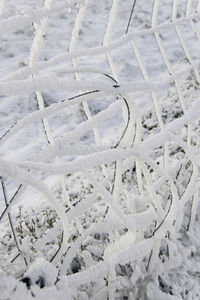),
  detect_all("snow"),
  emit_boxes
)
[1,0,200,299]
[23,258,58,287]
